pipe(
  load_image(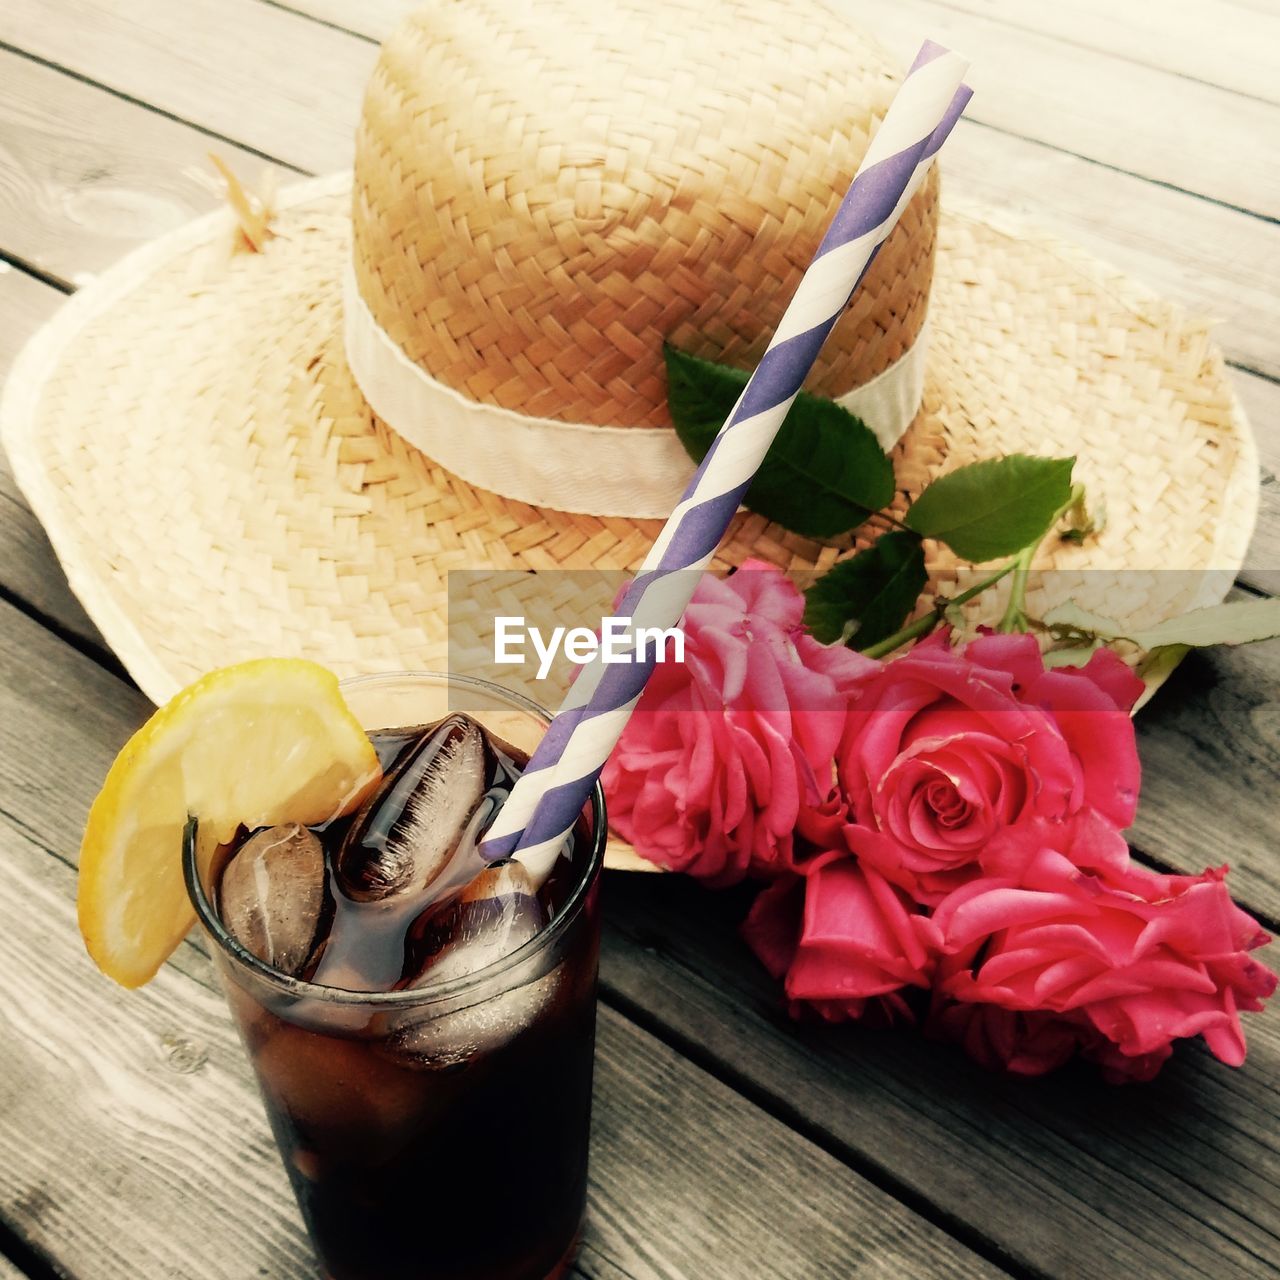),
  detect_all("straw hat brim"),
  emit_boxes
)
[1,171,1258,722]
